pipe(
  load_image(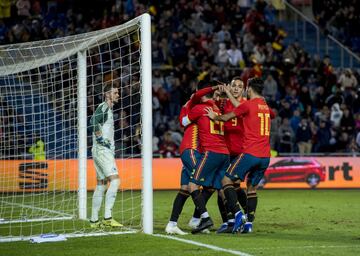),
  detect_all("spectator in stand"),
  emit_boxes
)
[336,131,350,152]
[227,42,245,68]
[356,130,360,149]
[338,69,358,98]
[296,118,312,155]
[330,103,343,128]
[290,109,301,133]
[278,100,292,119]
[340,107,355,135]
[215,42,229,68]
[314,120,331,153]
[16,0,31,20]
[299,85,312,109]
[270,109,282,150]
[314,86,326,109]
[263,74,278,103]
[159,131,178,158]
[278,117,294,153]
